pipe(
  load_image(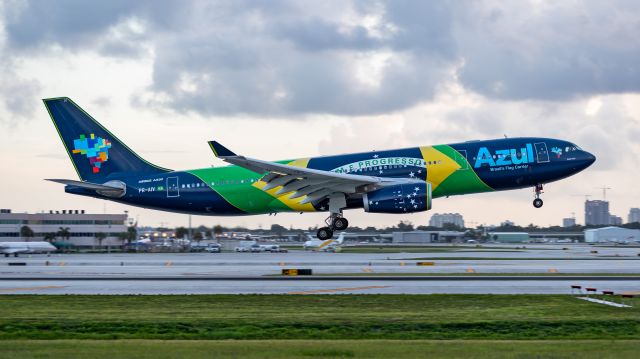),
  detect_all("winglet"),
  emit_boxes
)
[208,141,237,158]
